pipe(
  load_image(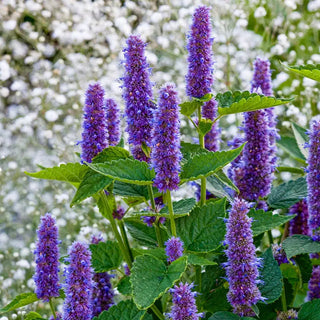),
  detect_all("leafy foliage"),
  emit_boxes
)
[285,63,320,82]
[0,293,39,314]
[283,235,320,259]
